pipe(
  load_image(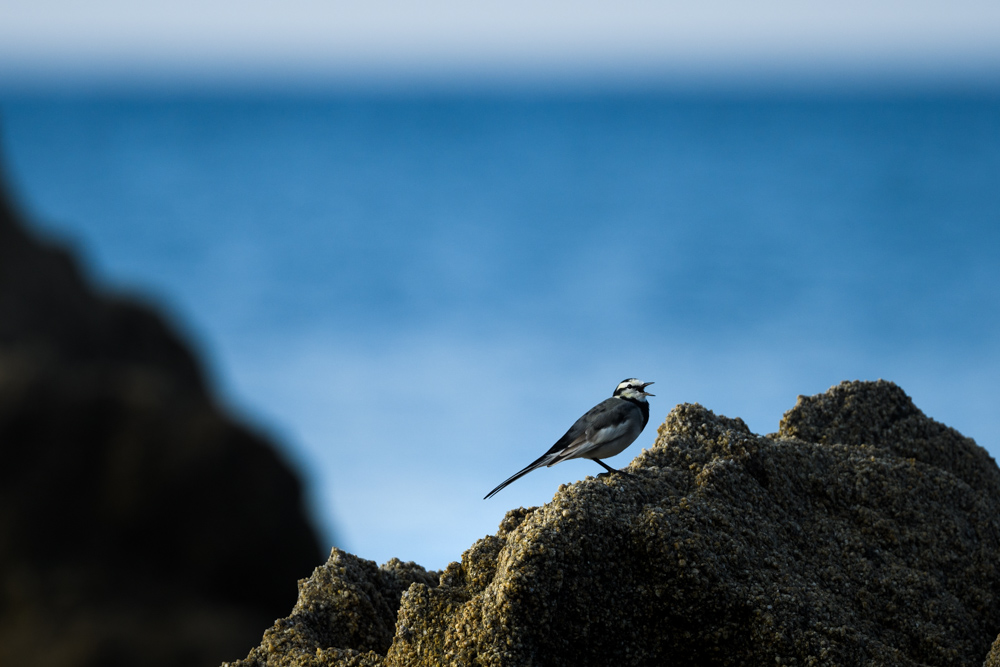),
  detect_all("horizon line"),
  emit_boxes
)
[2,60,1000,96]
